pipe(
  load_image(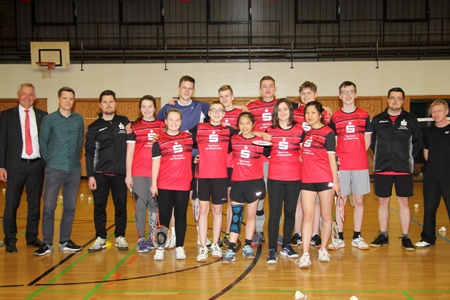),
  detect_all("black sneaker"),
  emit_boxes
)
[34,244,54,256]
[369,233,389,247]
[59,240,82,252]
[311,234,321,248]
[291,233,302,246]
[266,248,278,264]
[280,244,299,258]
[401,237,415,251]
